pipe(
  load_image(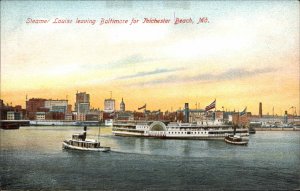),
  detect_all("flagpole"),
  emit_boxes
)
[214,99,216,122]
